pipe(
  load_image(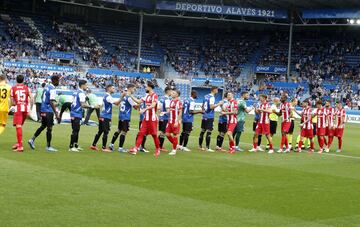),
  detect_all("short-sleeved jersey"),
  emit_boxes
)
[219,99,229,123]
[237,99,247,122]
[41,84,57,113]
[227,99,238,124]
[279,102,292,123]
[168,99,182,124]
[202,94,215,119]
[325,107,335,128]
[0,83,11,112]
[141,93,158,122]
[159,95,171,121]
[258,102,271,124]
[11,84,31,113]
[315,108,327,129]
[88,93,98,106]
[301,107,313,130]
[139,102,146,121]
[335,108,346,129]
[119,95,136,121]
[182,97,196,123]
[100,93,114,120]
[70,89,86,118]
